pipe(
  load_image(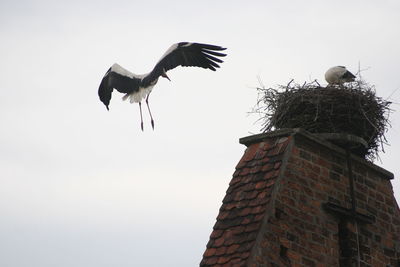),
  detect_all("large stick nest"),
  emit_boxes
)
[254,79,391,161]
